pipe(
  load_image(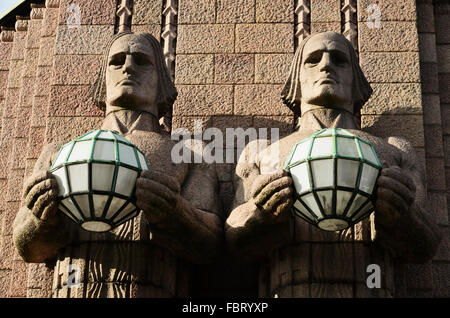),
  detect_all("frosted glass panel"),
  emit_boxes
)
[138,151,148,170]
[52,167,69,197]
[336,190,353,215]
[311,159,334,188]
[290,139,311,163]
[352,201,374,222]
[347,194,369,217]
[93,140,115,161]
[92,194,109,217]
[115,167,138,196]
[290,163,311,194]
[105,196,127,220]
[52,144,72,168]
[337,137,358,158]
[58,204,77,223]
[310,137,332,157]
[293,200,316,222]
[92,163,115,191]
[317,190,333,215]
[67,140,92,162]
[61,197,83,221]
[359,164,379,194]
[73,194,91,218]
[78,131,97,140]
[68,163,89,192]
[118,143,138,167]
[98,131,115,140]
[302,193,322,217]
[360,141,378,165]
[337,159,360,188]
[114,134,129,143]
[336,129,353,136]
[112,202,137,223]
